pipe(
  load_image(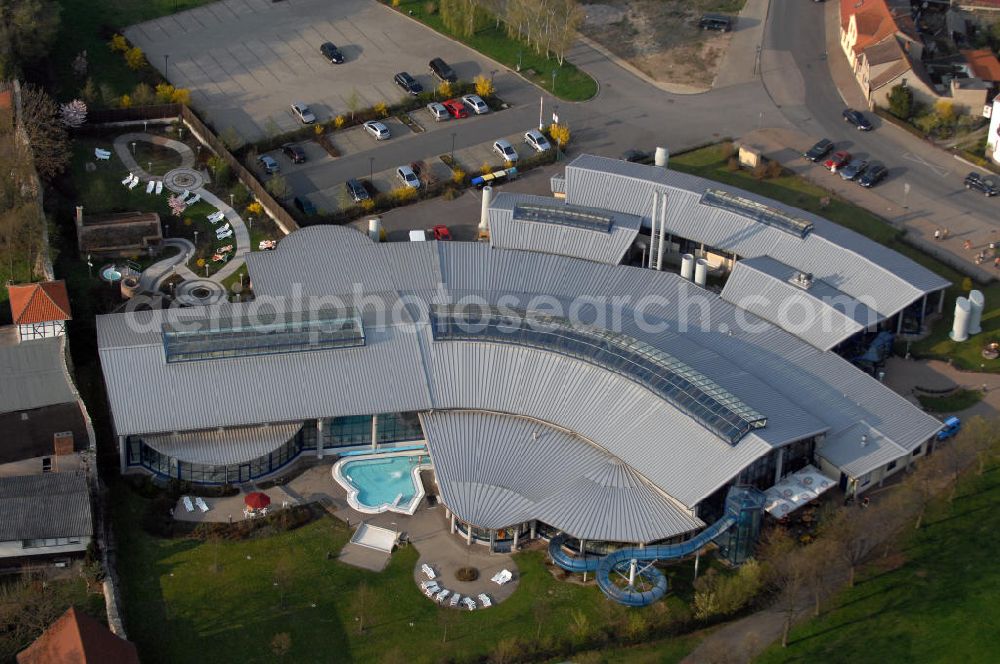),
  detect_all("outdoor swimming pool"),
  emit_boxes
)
[334,451,429,515]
